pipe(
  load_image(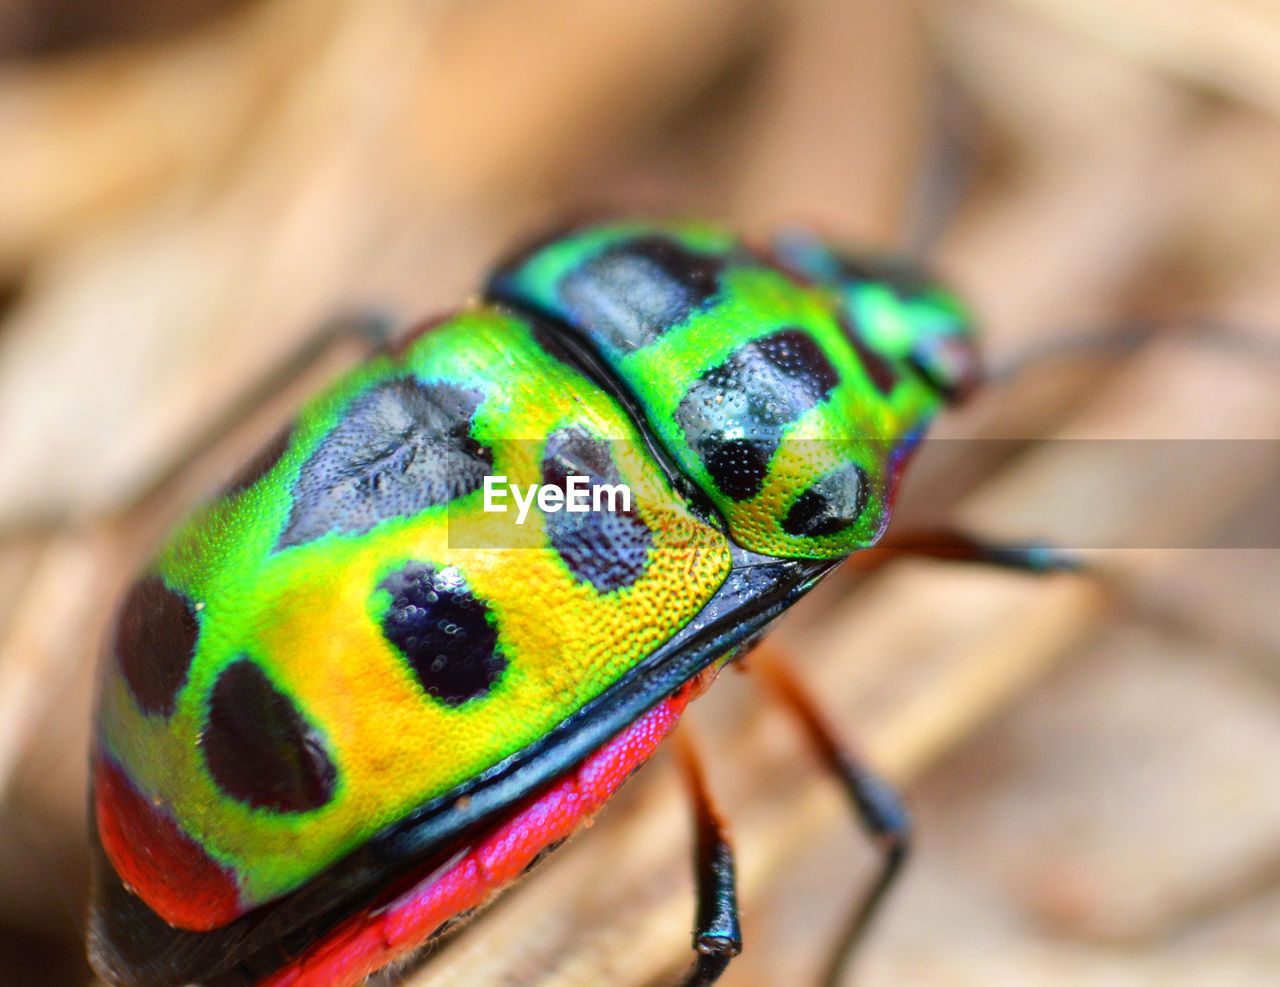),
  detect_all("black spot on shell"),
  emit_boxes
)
[540,428,653,592]
[701,439,774,502]
[541,426,618,488]
[674,328,841,501]
[557,236,723,353]
[840,314,899,397]
[278,379,492,549]
[114,576,199,717]
[379,563,506,707]
[202,659,336,812]
[781,462,869,538]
